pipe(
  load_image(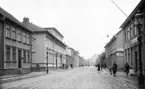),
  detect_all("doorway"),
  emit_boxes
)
[18,49,22,68]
